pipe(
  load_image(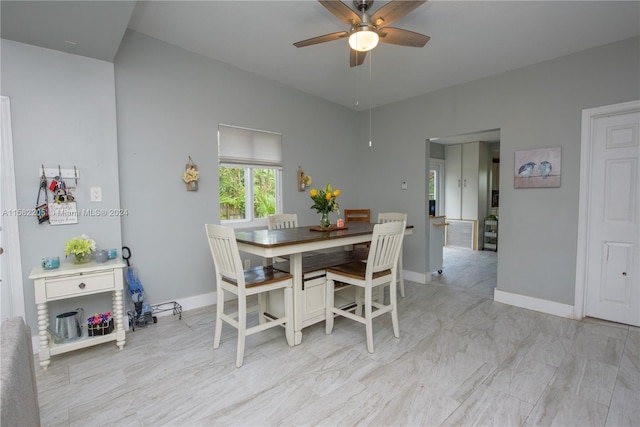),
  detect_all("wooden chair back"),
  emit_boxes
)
[344,209,371,223]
